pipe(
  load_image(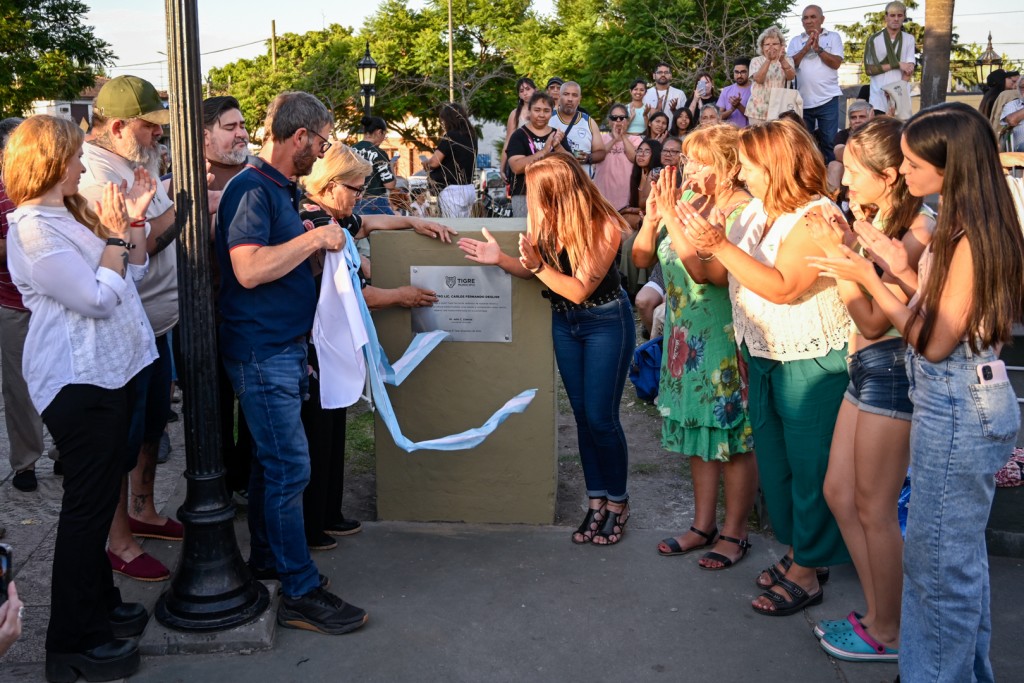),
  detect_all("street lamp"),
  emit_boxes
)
[357,42,378,119]
[976,32,1003,85]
